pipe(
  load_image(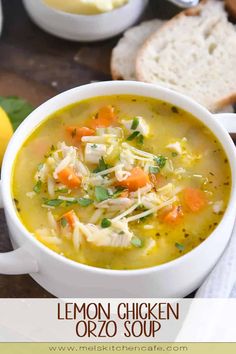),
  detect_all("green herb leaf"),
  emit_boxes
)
[77,198,93,207]
[127,131,140,141]
[131,237,143,248]
[101,218,111,228]
[172,152,178,157]
[131,117,139,130]
[137,134,144,145]
[43,199,64,207]
[95,186,110,202]
[55,188,69,194]
[0,96,34,130]
[65,200,78,206]
[149,166,160,174]
[175,242,185,251]
[112,186,126,198]
[60,217,68,228]
[154,156,167,169]
[93,157,110,173]
[33,180,42,194]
